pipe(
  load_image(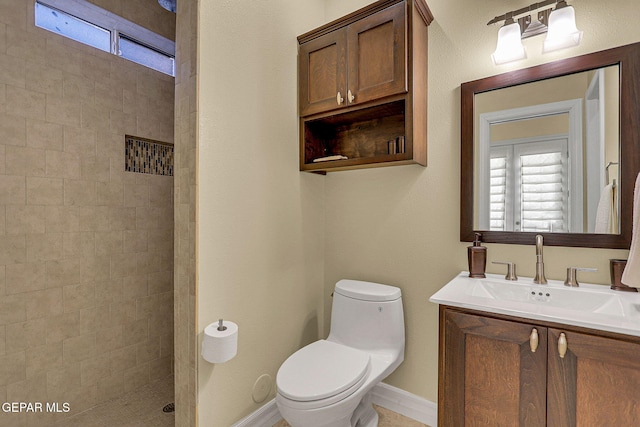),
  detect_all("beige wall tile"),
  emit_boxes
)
[136,336,160,364]
[110,344,137,374]
[148,271,173,295]
[123,275,148,300]
[0,145,5,175]
[5,318,47,354]
[94,325,124,354]
[79,305,111,336]
[62,232,95,258]
[6,25,45,65]
[0,325,4,357]
[0,53,26,88]
[110,252,137,279]
[64,179,96,206]
[81,101,111,132]
[6,262,46,295]
[95,80,123,111]
[6,85,46,120]
[79,256,110,282]
[78,206,110,232]
[63,126,97,157]
[46,258,81,289]
[0,175,25,205]
[109,207,137,231]
[123,362,149,392]
[26,119,63,151]
[124,183,149,207]
[45,94,81,127]
[45,150,81,179]
[0,351,26,386]
[26,64,63,97]
[124,229,148,253]
[5,146,45,176]
[46,312,80,344]
[123,319,148,347]
[62,73,95,104]
[62,333,96,364]
[96,182,124,206]
[26,341,63,382]
[45,39,83,77]
[6,374,48,403]
[80,353,111,386]
[0,294,26,326]
[94,278,123,304]
[45,206,80,233]
[25,288,63,320]
[63,283,96,313]
[0,114,26,147]
[95,231,123,256]
[26,177,63,205]
[26,232,63,262]
[80,156,111,183]
[110,300,135,326]
[5,205,45,235]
